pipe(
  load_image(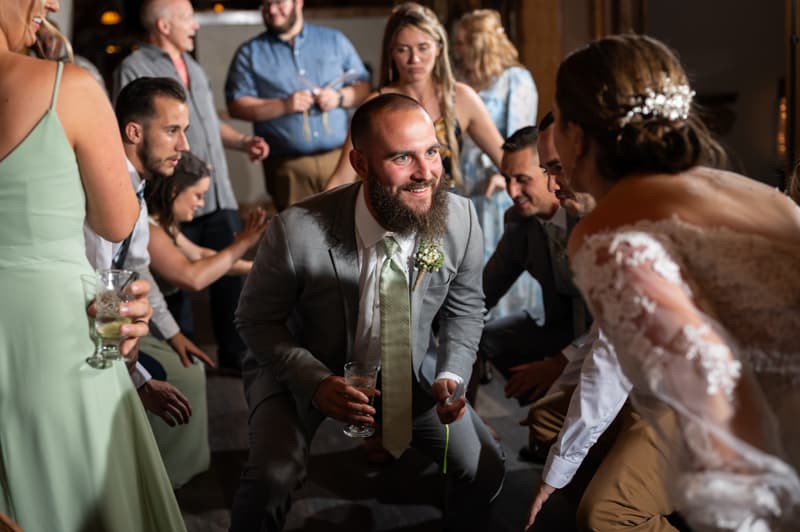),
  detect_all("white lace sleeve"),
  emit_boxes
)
[573,231,800,531]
